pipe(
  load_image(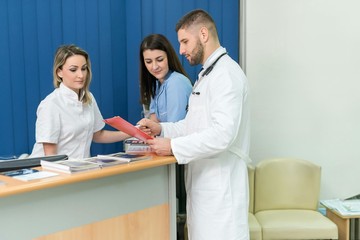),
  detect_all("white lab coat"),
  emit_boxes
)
[161,47,250,240]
